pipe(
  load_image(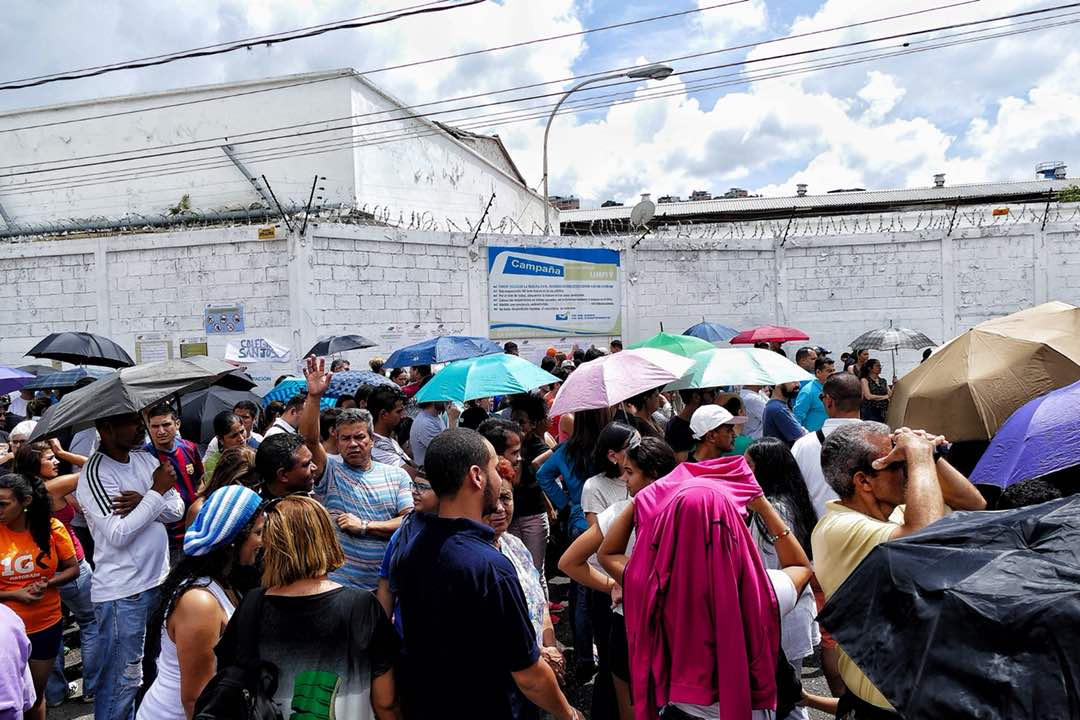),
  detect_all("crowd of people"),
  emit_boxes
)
[0,337,1062,720]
